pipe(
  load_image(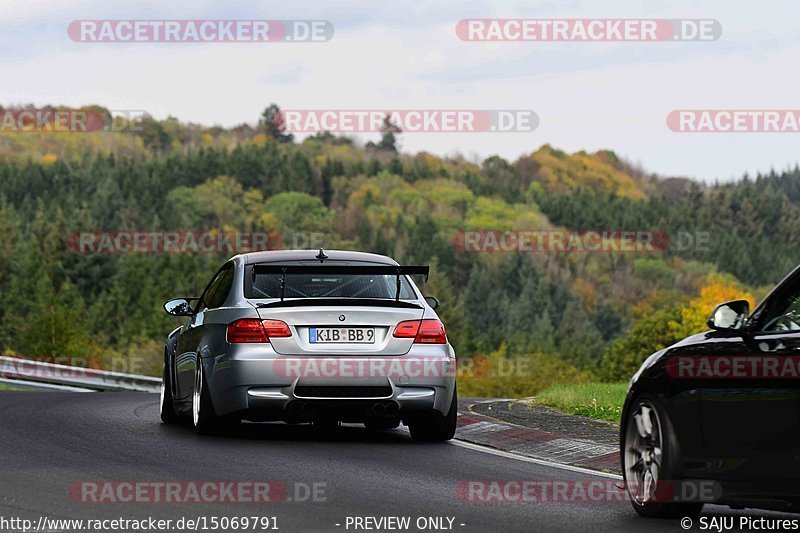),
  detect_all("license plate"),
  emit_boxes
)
[309,327,375,344]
